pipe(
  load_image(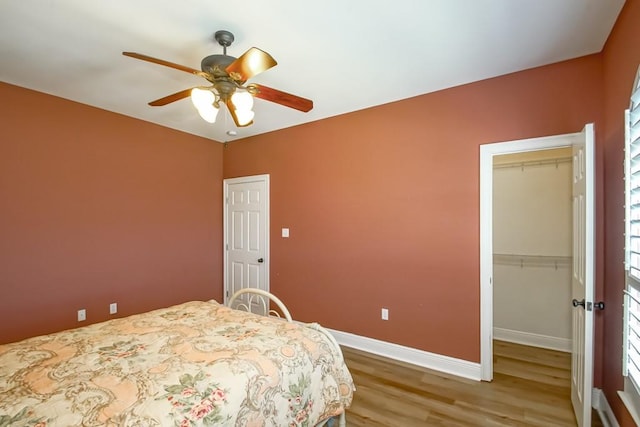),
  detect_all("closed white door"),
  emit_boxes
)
[570,124,595,427]
[223,175,269,306]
